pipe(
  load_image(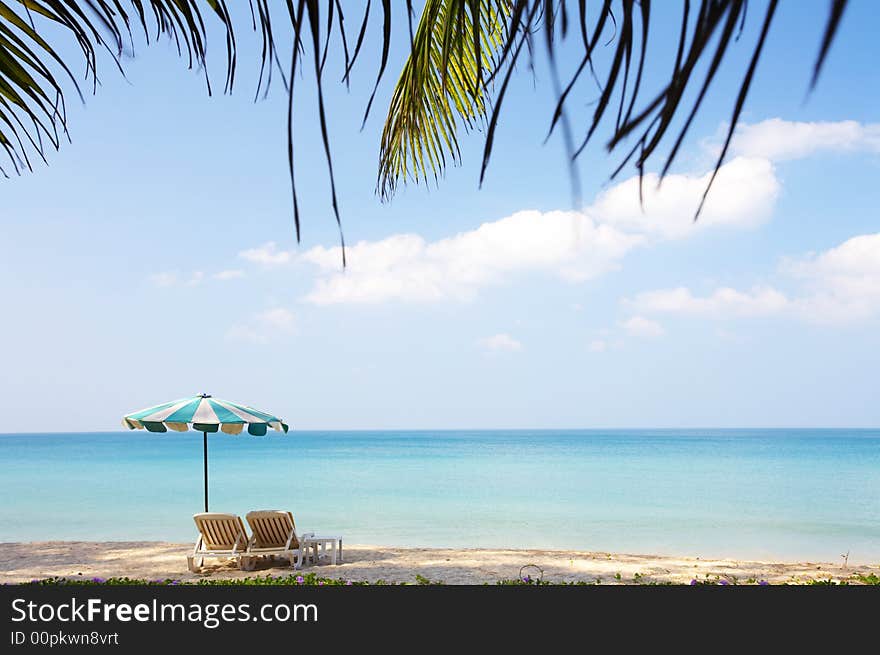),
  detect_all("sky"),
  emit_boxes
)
[1,1,879,431]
